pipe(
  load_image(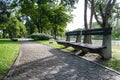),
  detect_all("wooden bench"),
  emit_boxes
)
[57,27,112,59]
[69,42,106,56]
